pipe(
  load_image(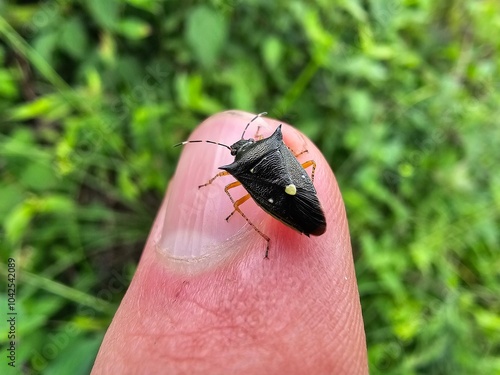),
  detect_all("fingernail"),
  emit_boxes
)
[155,111,274,263]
